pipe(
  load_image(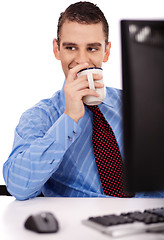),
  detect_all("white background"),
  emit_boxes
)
[0,0,163,184]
